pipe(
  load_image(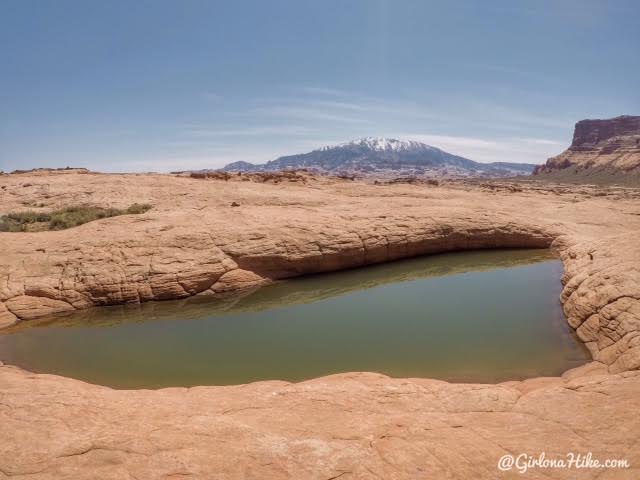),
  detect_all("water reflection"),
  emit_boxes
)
[0,249,590,388]
[6,248,558,331]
